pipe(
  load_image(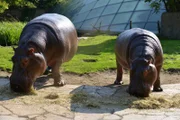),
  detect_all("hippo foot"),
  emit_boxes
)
[114,80,123,85]
[54,80,65,86]
[153,87,163,92]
